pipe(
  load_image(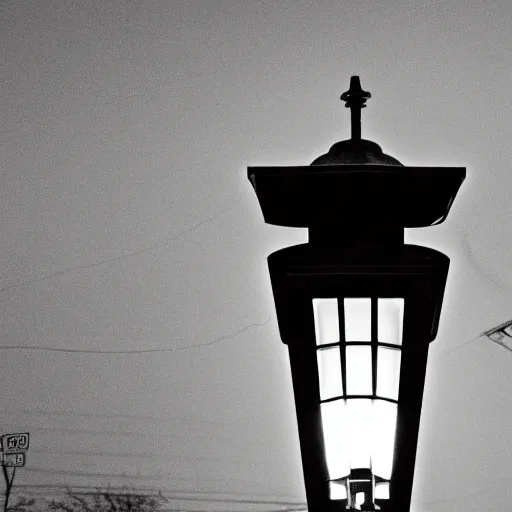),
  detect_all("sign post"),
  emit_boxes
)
[1,433,30,512]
